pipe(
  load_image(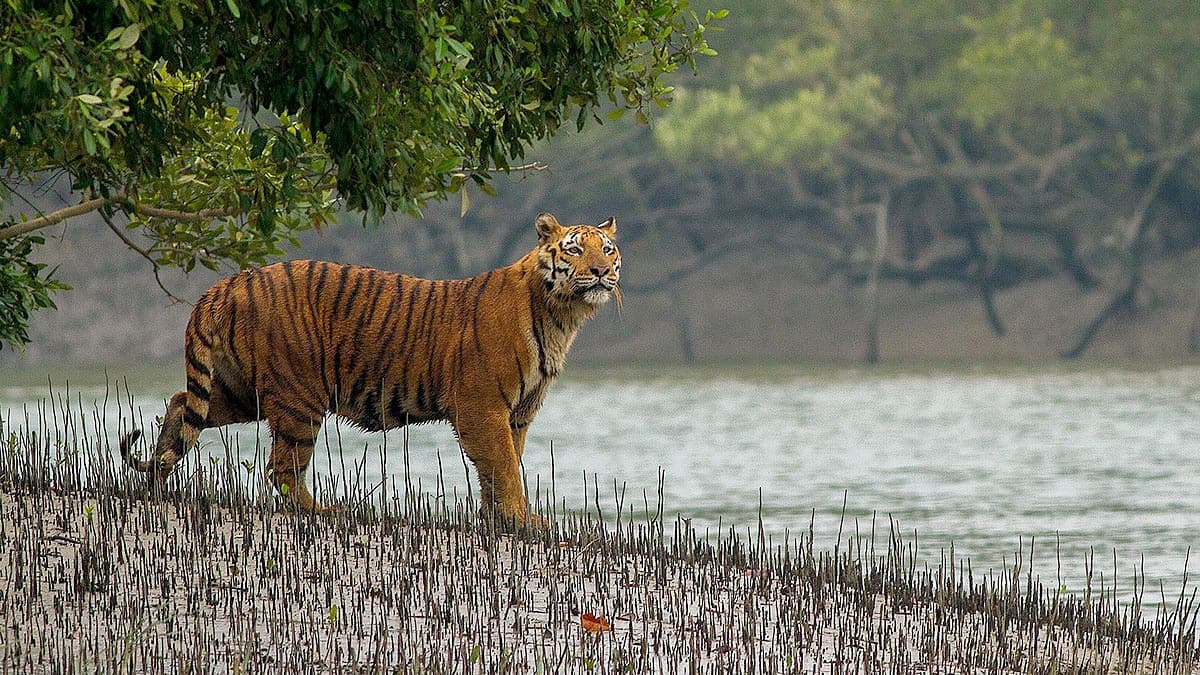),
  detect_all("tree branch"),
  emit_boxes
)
[1061,282,1137,359]
[1062,152,1181,358]
[0,196,112,241]
[841,136,1095,187]
[99,210,191,305]
[453,161,549,179]
[0,191,259,241]
[620,232,805,294]
[128,202,238,222]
